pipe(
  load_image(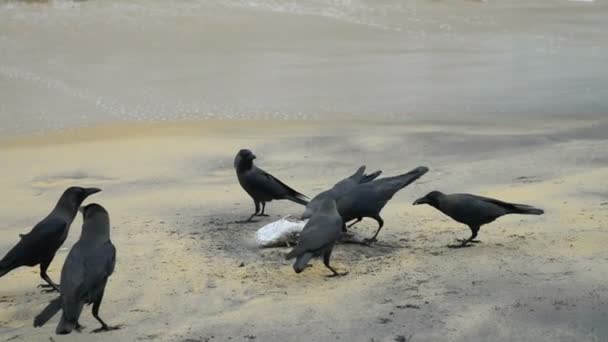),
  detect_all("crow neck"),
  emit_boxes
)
[51,196,78,220]
[237,160,254,172]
